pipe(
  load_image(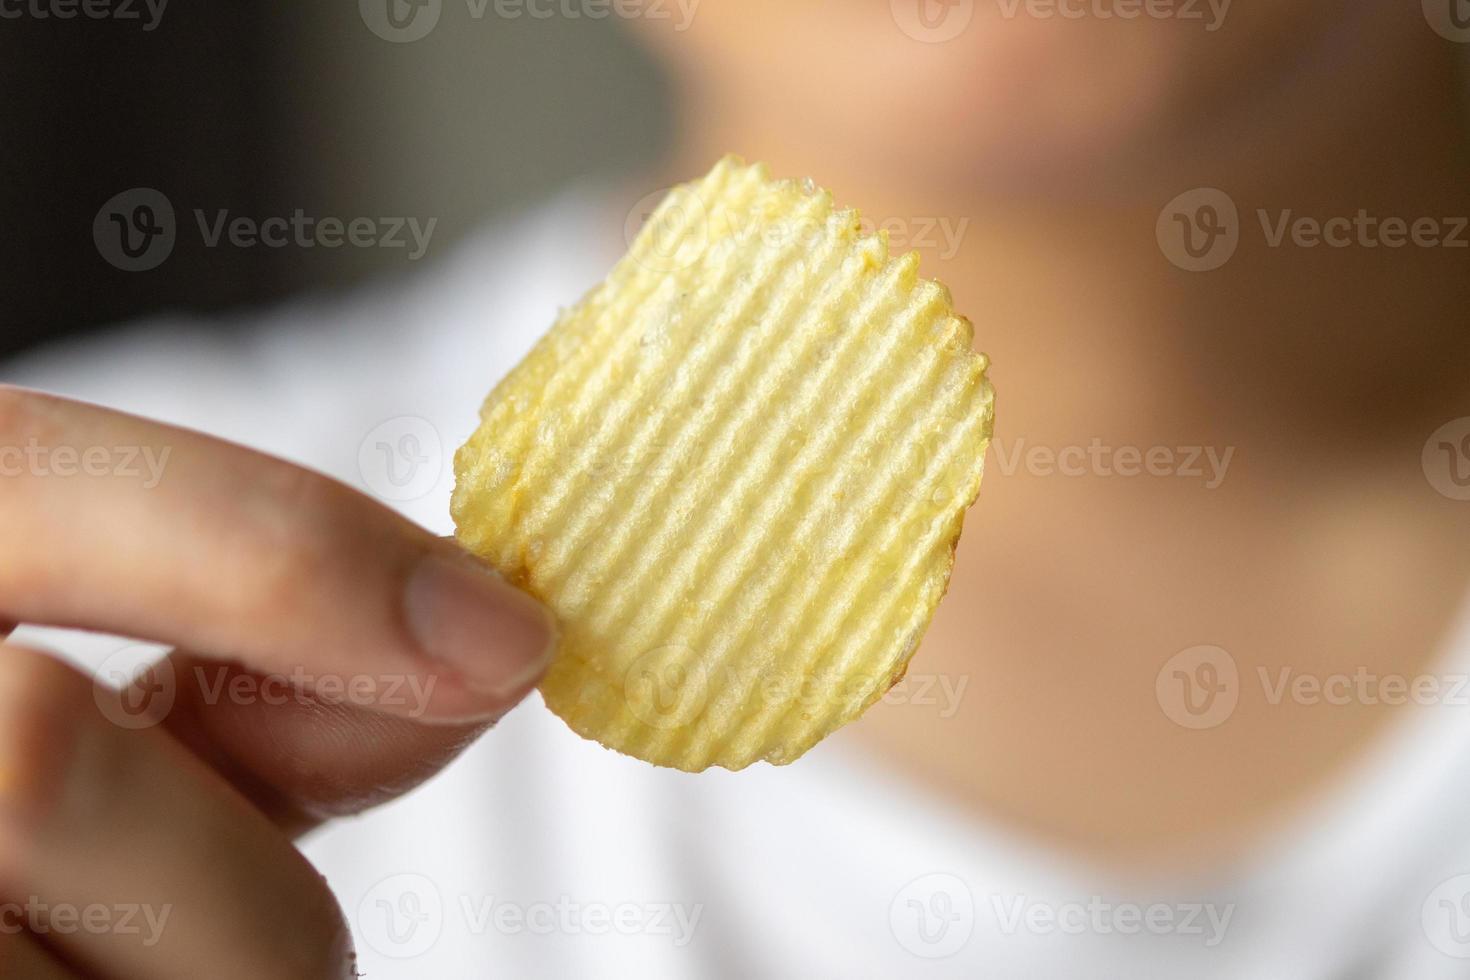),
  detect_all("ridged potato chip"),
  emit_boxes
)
[452,156,994,771]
